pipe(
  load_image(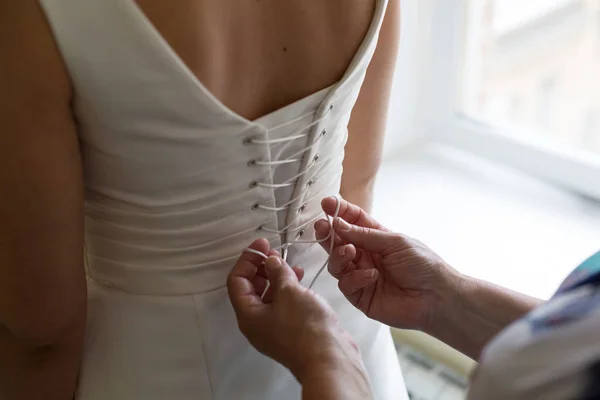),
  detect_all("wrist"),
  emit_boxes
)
[290,327,365,383]
[289,331,346,383]
[423,265,472,338]
[295,349,372,399]
[423,271,541,360]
